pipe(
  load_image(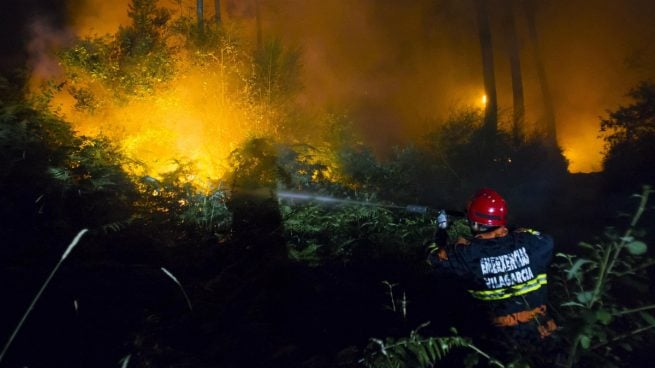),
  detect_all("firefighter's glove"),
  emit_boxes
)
[426,242,439,254]
[437,209,448,230]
